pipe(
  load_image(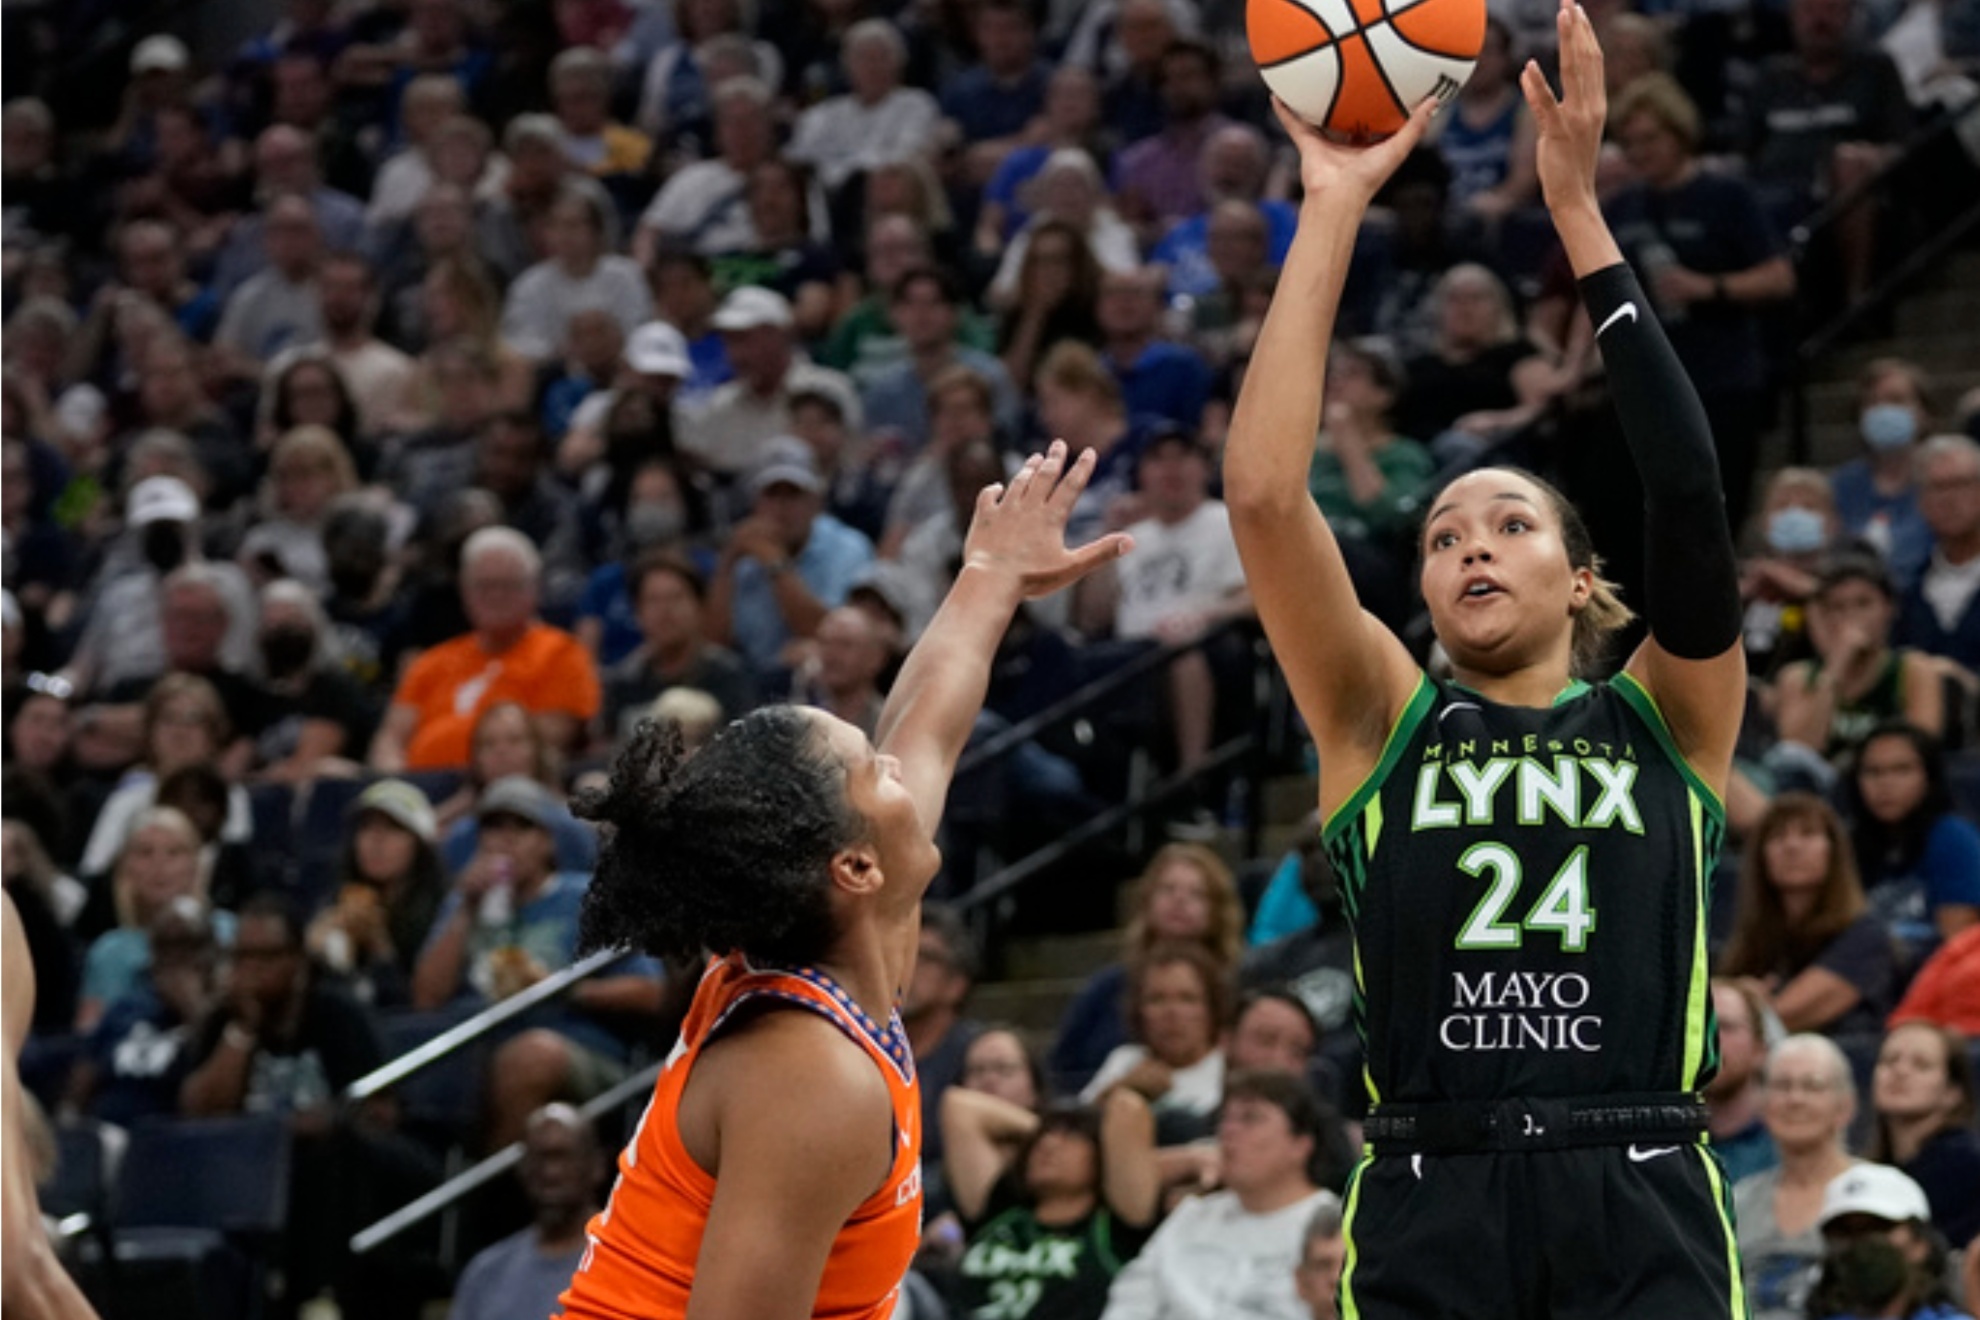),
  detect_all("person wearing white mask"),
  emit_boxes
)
[1830,357,1937,590]
[1741,467,1845,679]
